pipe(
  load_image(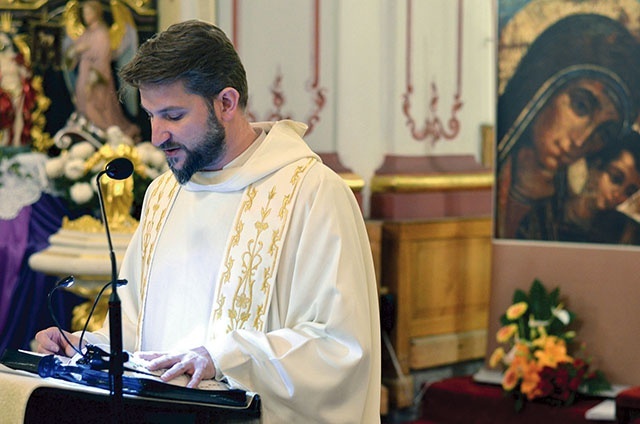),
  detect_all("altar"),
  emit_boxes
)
[0,149,84,353]
[420,375,617,424]
[0,145,148,352]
